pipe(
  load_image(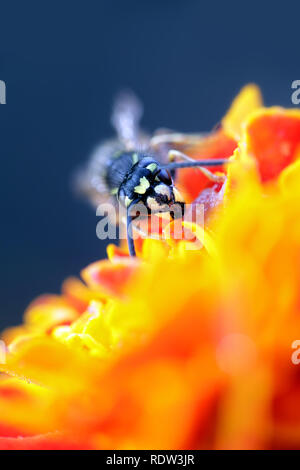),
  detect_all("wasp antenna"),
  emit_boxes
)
[167,149,195,163]
[127,207,136,257]
[163,159,230,171]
